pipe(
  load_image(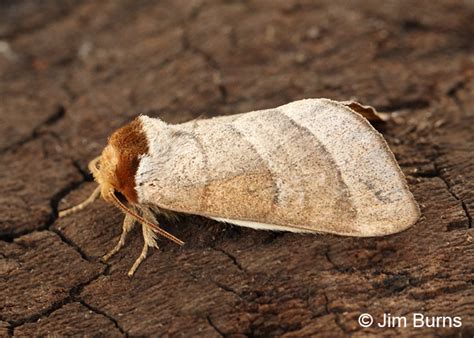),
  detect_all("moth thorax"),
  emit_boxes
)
[96,117,149,204]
